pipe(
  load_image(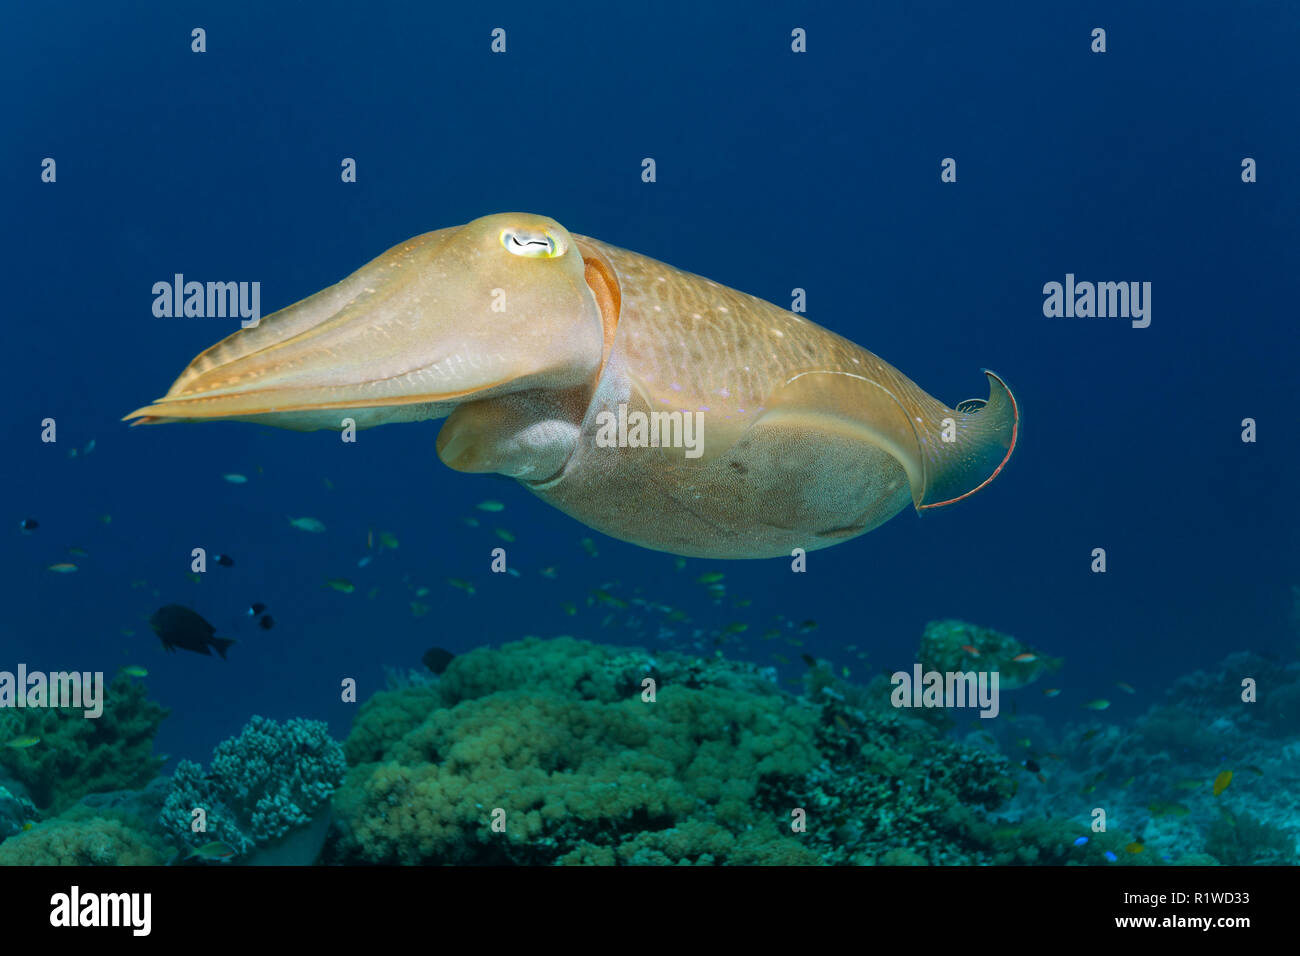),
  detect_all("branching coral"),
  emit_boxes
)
[160,716,346,863]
